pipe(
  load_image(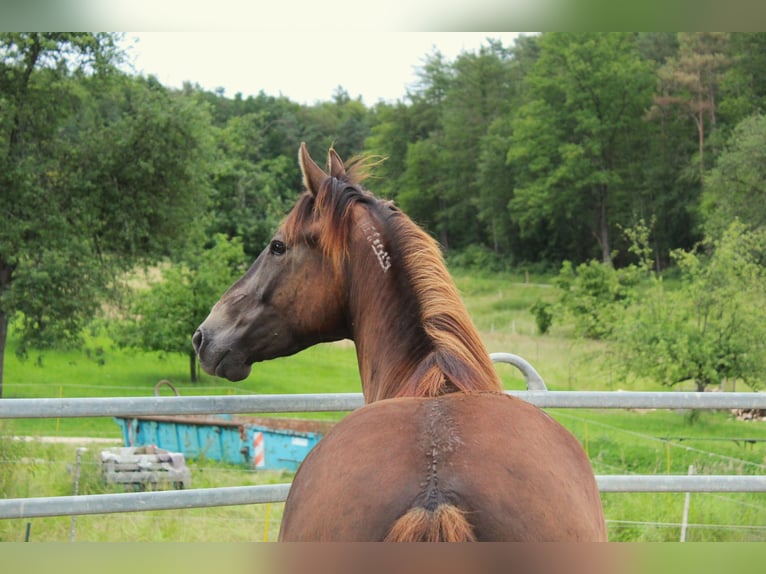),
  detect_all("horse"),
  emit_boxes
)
[193,143,606,541]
